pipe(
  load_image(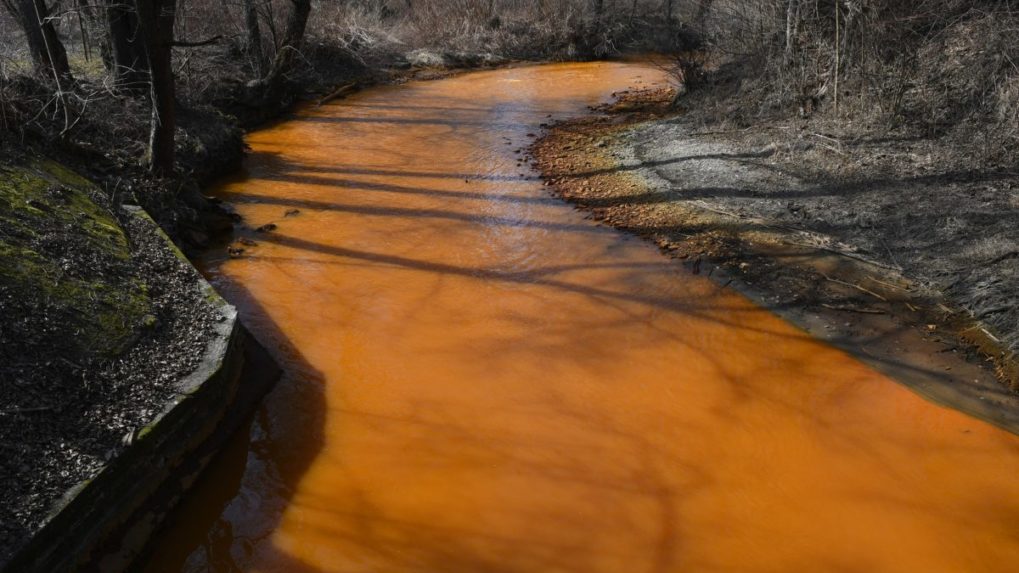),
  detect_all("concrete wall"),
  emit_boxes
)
[2,208,279,573]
